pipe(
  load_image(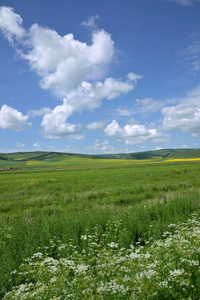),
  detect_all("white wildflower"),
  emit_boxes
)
[144,252,151,259]
[108,242,118,248]
[170,269,185,276]
[168,223,176,227]
[75,264,89,274]
[130,252,140,259]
